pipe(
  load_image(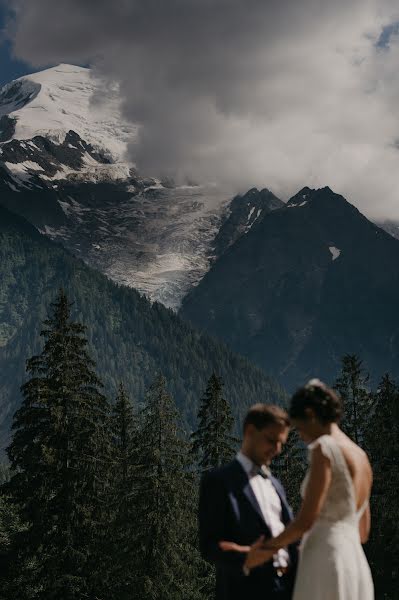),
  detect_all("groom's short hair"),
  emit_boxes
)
[243,404,289,432]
